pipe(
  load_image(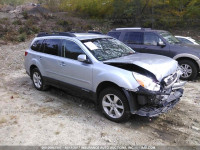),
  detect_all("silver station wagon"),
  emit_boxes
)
[24,32,186,122]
